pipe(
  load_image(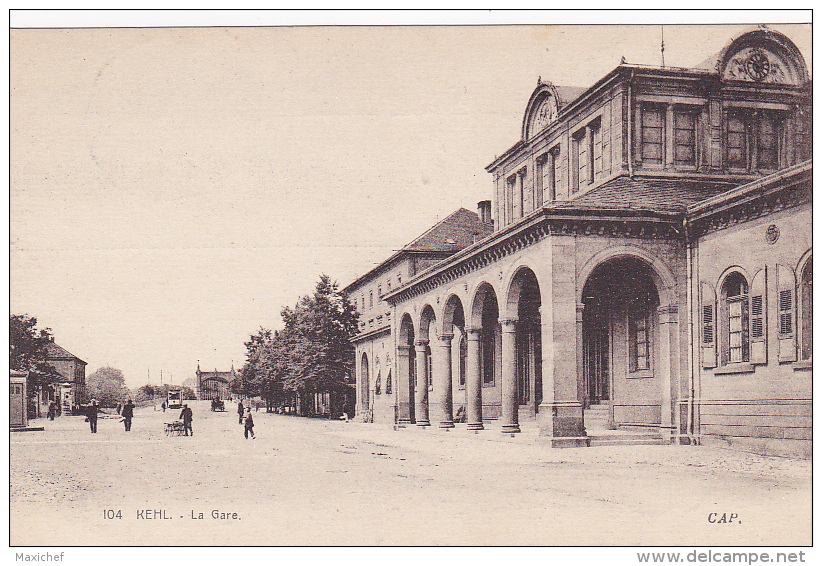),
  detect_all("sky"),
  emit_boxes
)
[9,13,811,389]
